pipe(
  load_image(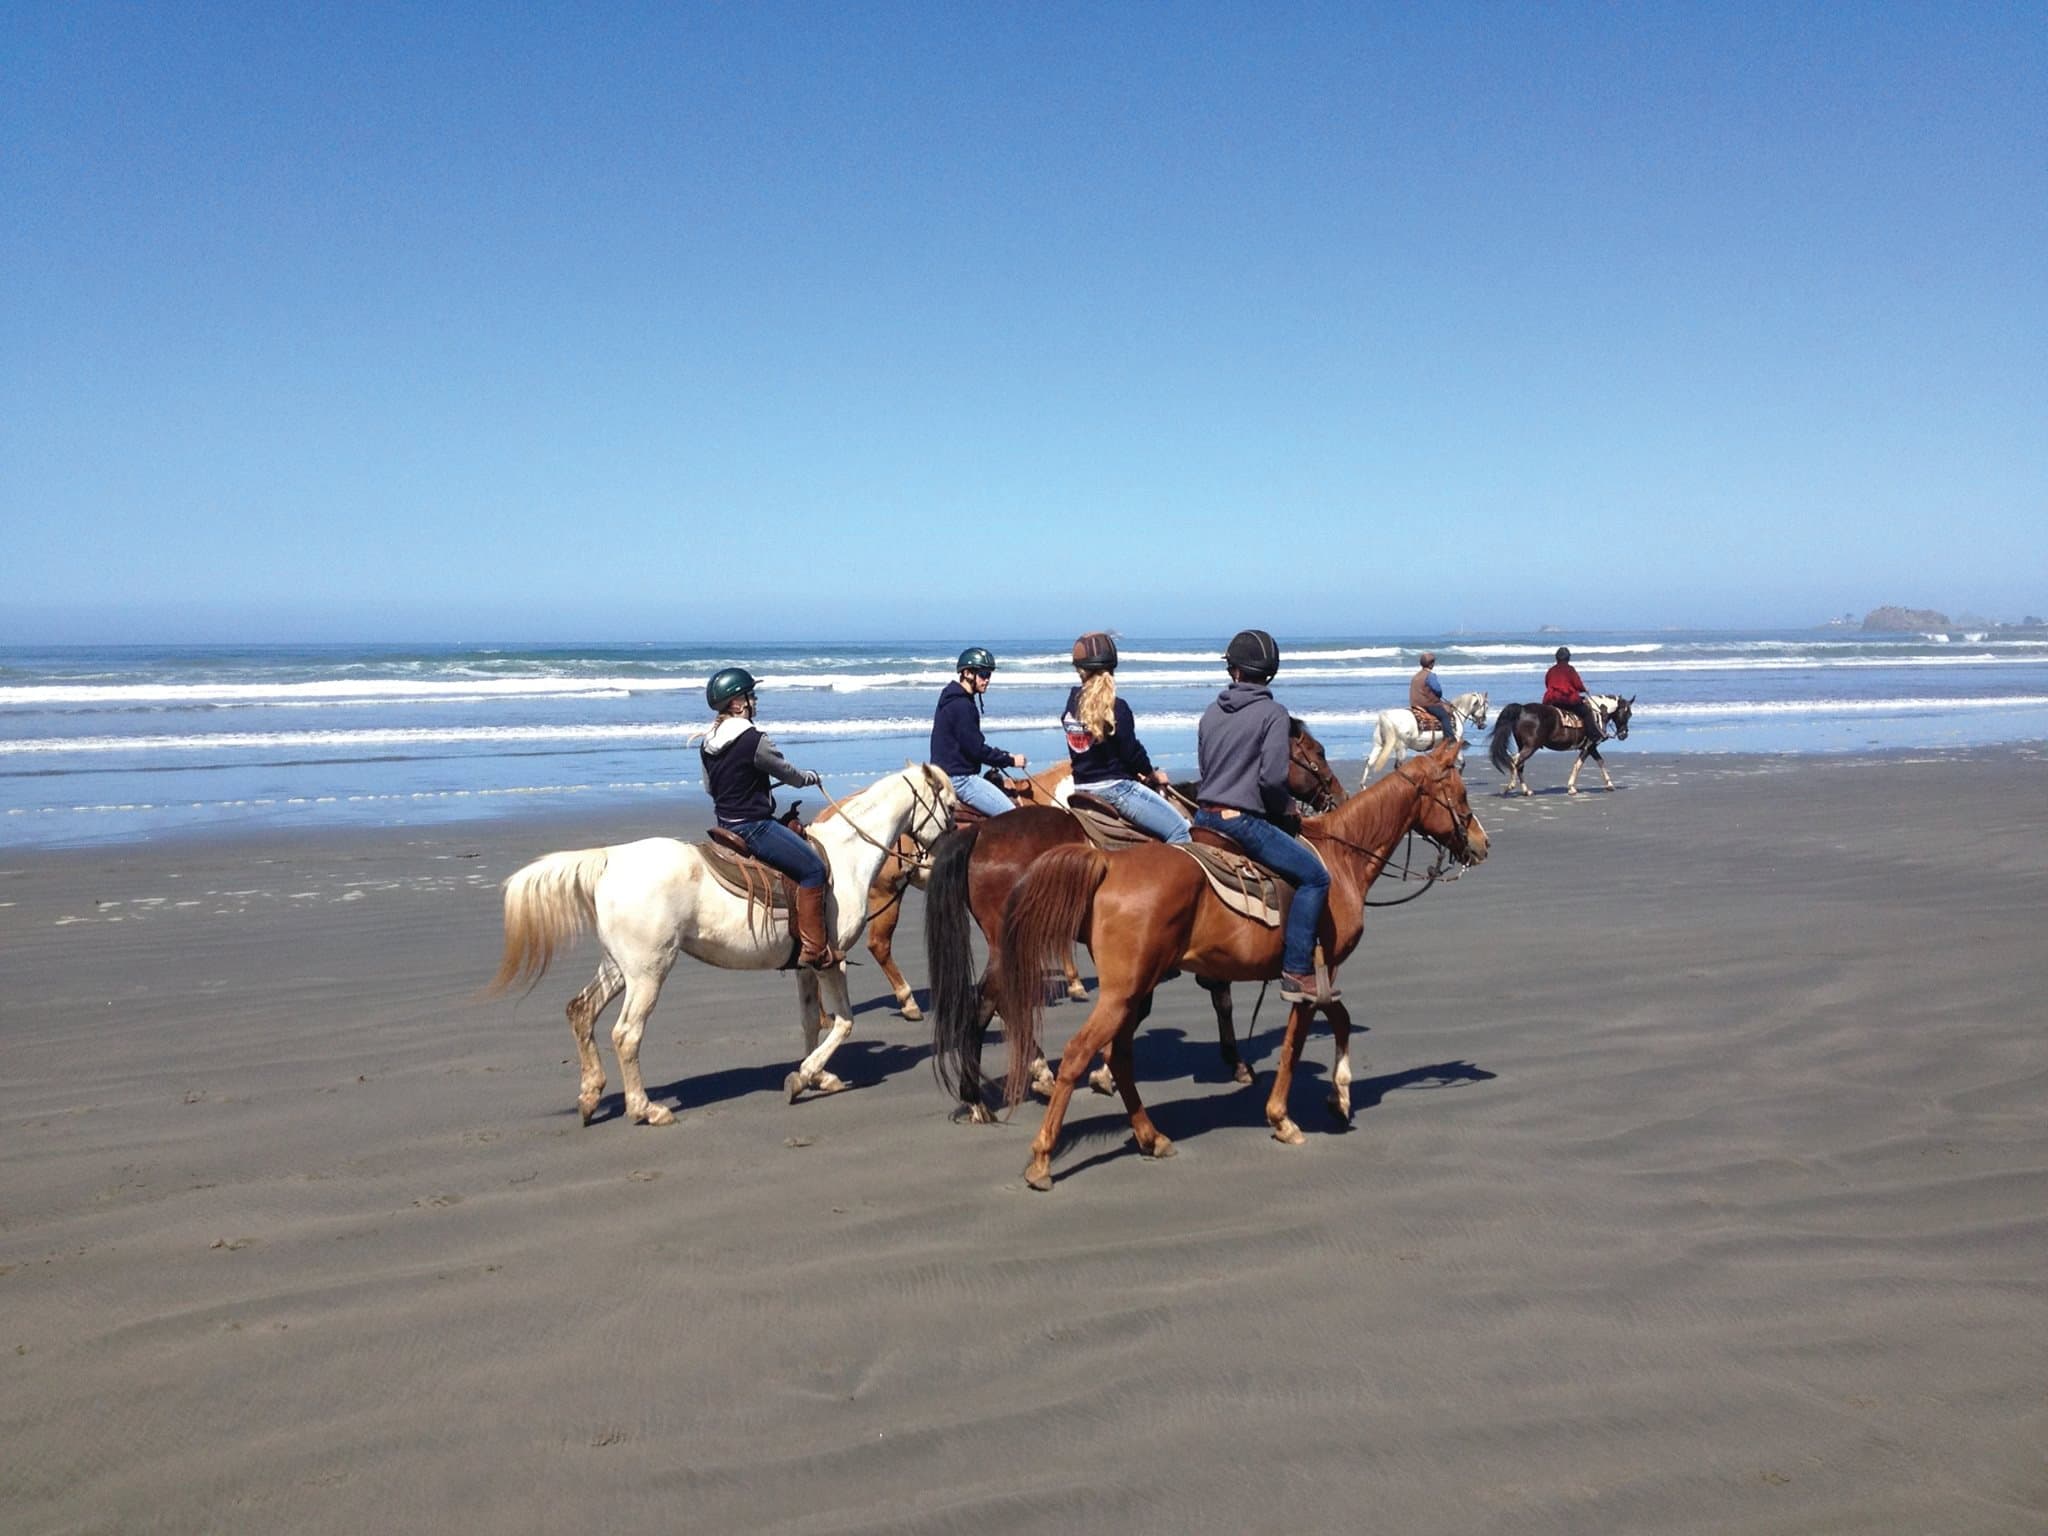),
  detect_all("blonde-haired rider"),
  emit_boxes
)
[1061,632,1189,844]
